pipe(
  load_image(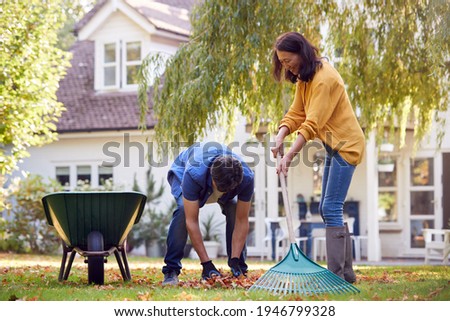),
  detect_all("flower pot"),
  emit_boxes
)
[378,163,395,172]
[380,143,394,152]
[189,241,221,259]
[204,241,220,258]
